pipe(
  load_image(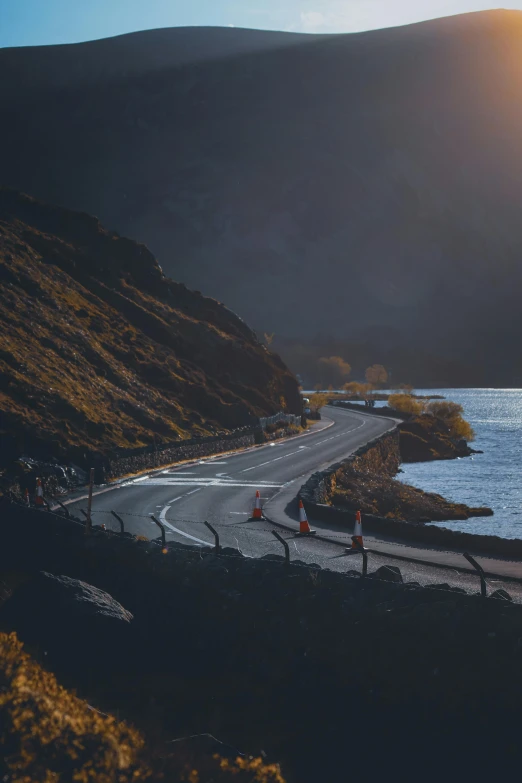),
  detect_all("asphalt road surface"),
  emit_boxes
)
[68,406,392,548]
[67,406,522,600]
